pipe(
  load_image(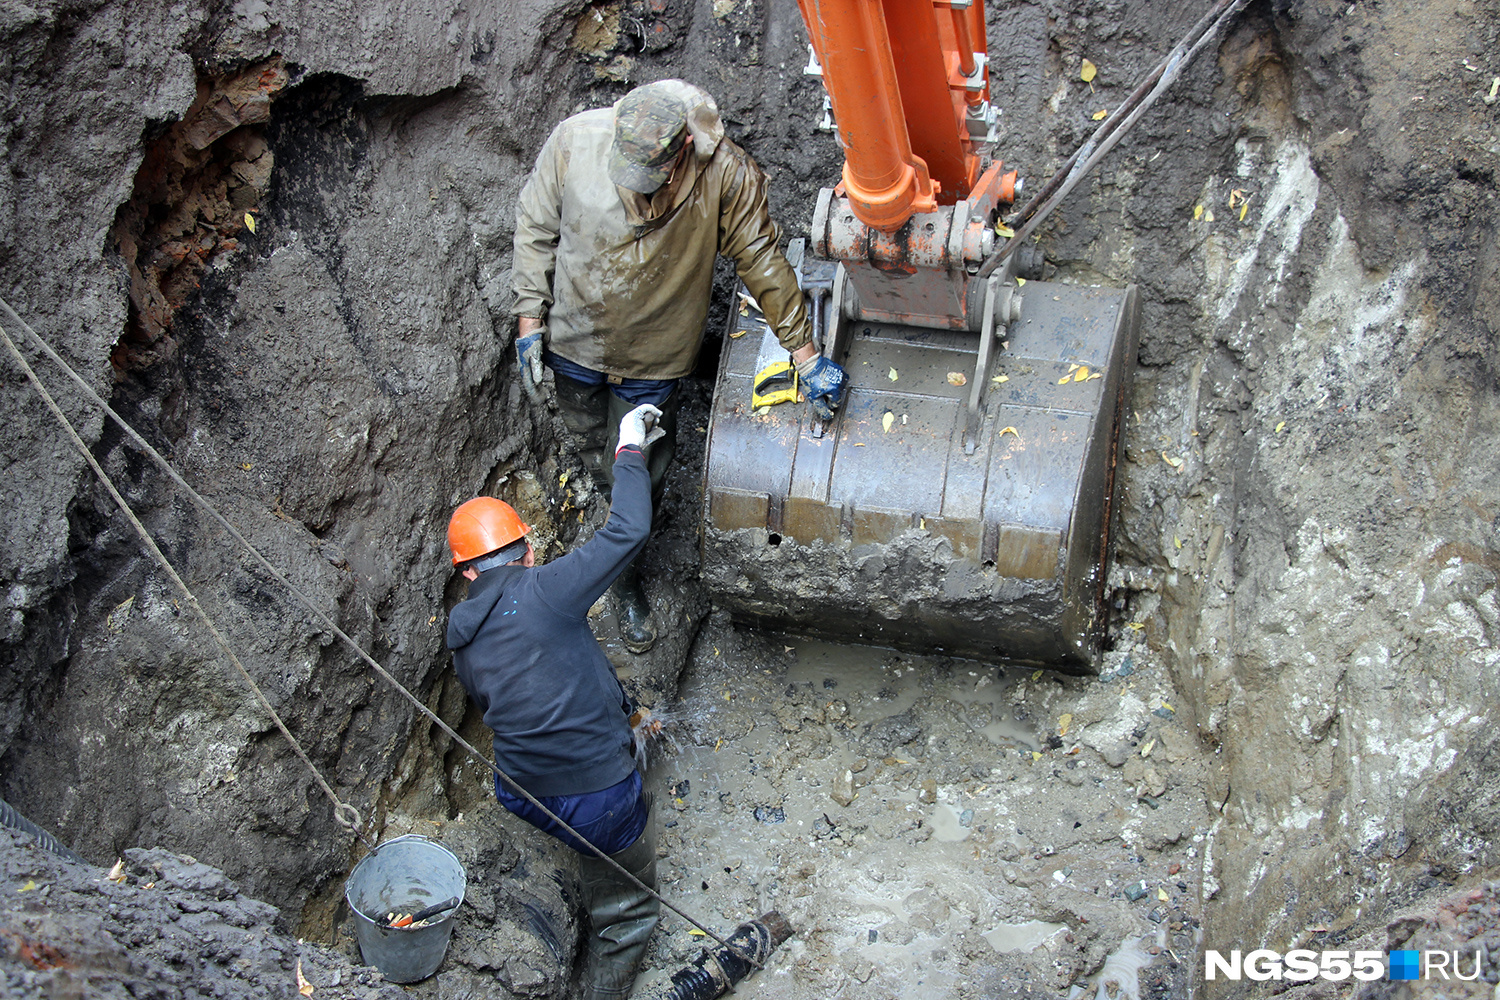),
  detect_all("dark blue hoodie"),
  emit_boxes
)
[446,447,649,798]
